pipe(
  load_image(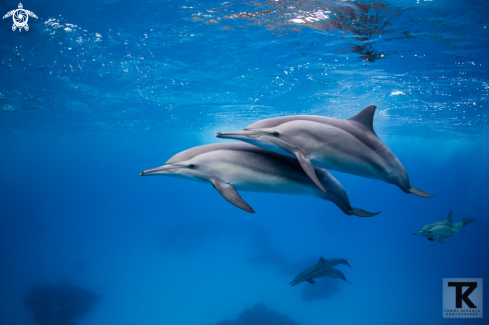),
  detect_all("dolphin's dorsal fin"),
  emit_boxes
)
[347,105,377,134]
[445,210,453,222]
[319,257,325,263]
